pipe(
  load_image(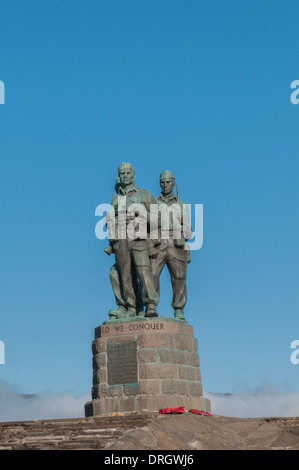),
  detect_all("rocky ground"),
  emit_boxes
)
[0,413,299,450]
